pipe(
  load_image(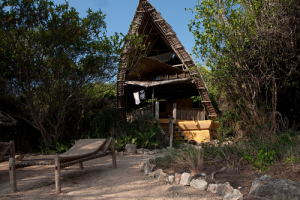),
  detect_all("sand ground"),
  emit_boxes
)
[0,153,222,200]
